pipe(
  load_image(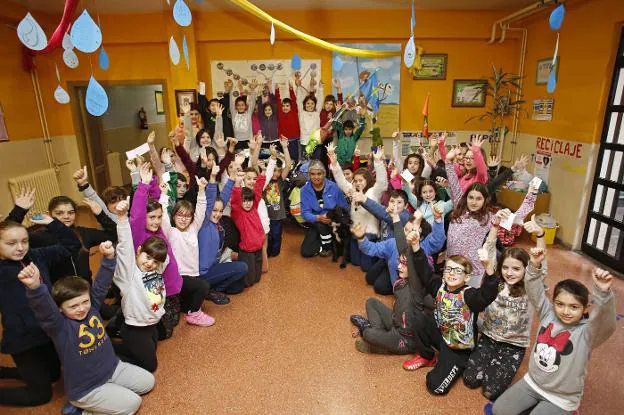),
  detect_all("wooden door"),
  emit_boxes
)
[76,87,109,192]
